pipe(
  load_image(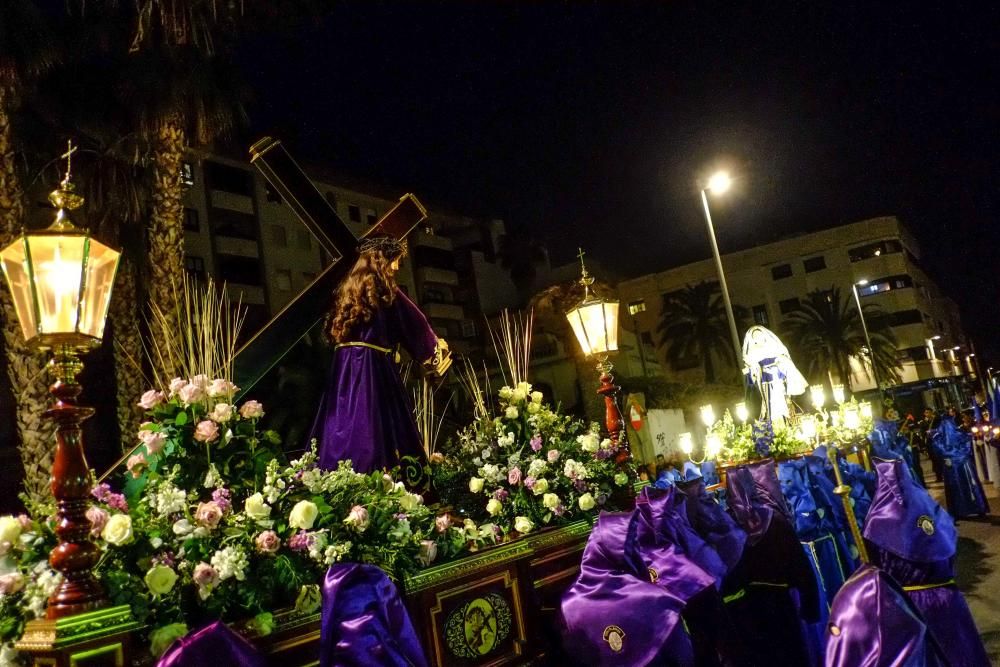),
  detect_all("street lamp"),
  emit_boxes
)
[699,170,742,366]
[566,249,627,458]
[851,279,879,389]
[0,147,121,619]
